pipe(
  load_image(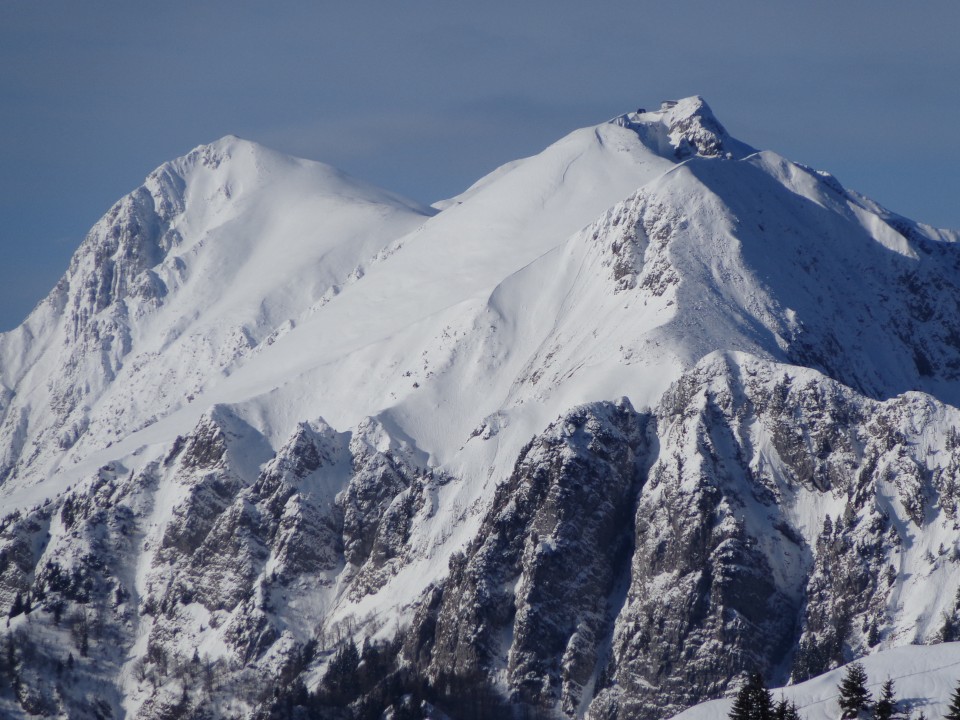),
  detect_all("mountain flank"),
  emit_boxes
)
[2,97,960,719]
